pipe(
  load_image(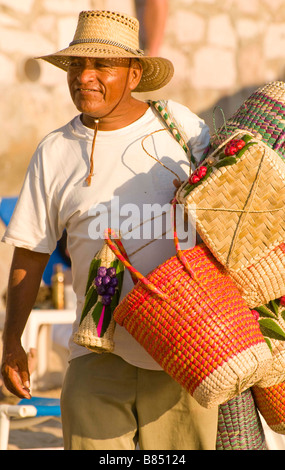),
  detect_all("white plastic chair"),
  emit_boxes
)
[21,309,75,389]
[0,396,61,450]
